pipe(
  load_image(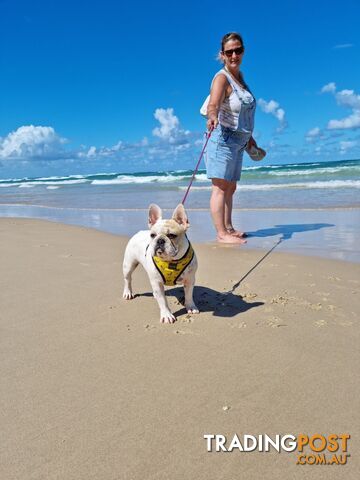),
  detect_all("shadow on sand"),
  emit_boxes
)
[169,286,264,318]
[136,286,264,319]
[228,222,334,293]
[247,222,334,241]
[136,222,334,318]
